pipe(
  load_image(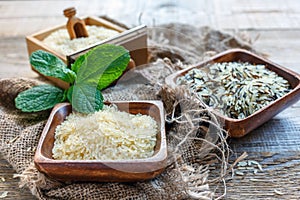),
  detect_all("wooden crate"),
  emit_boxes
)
[26,16,148,89]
